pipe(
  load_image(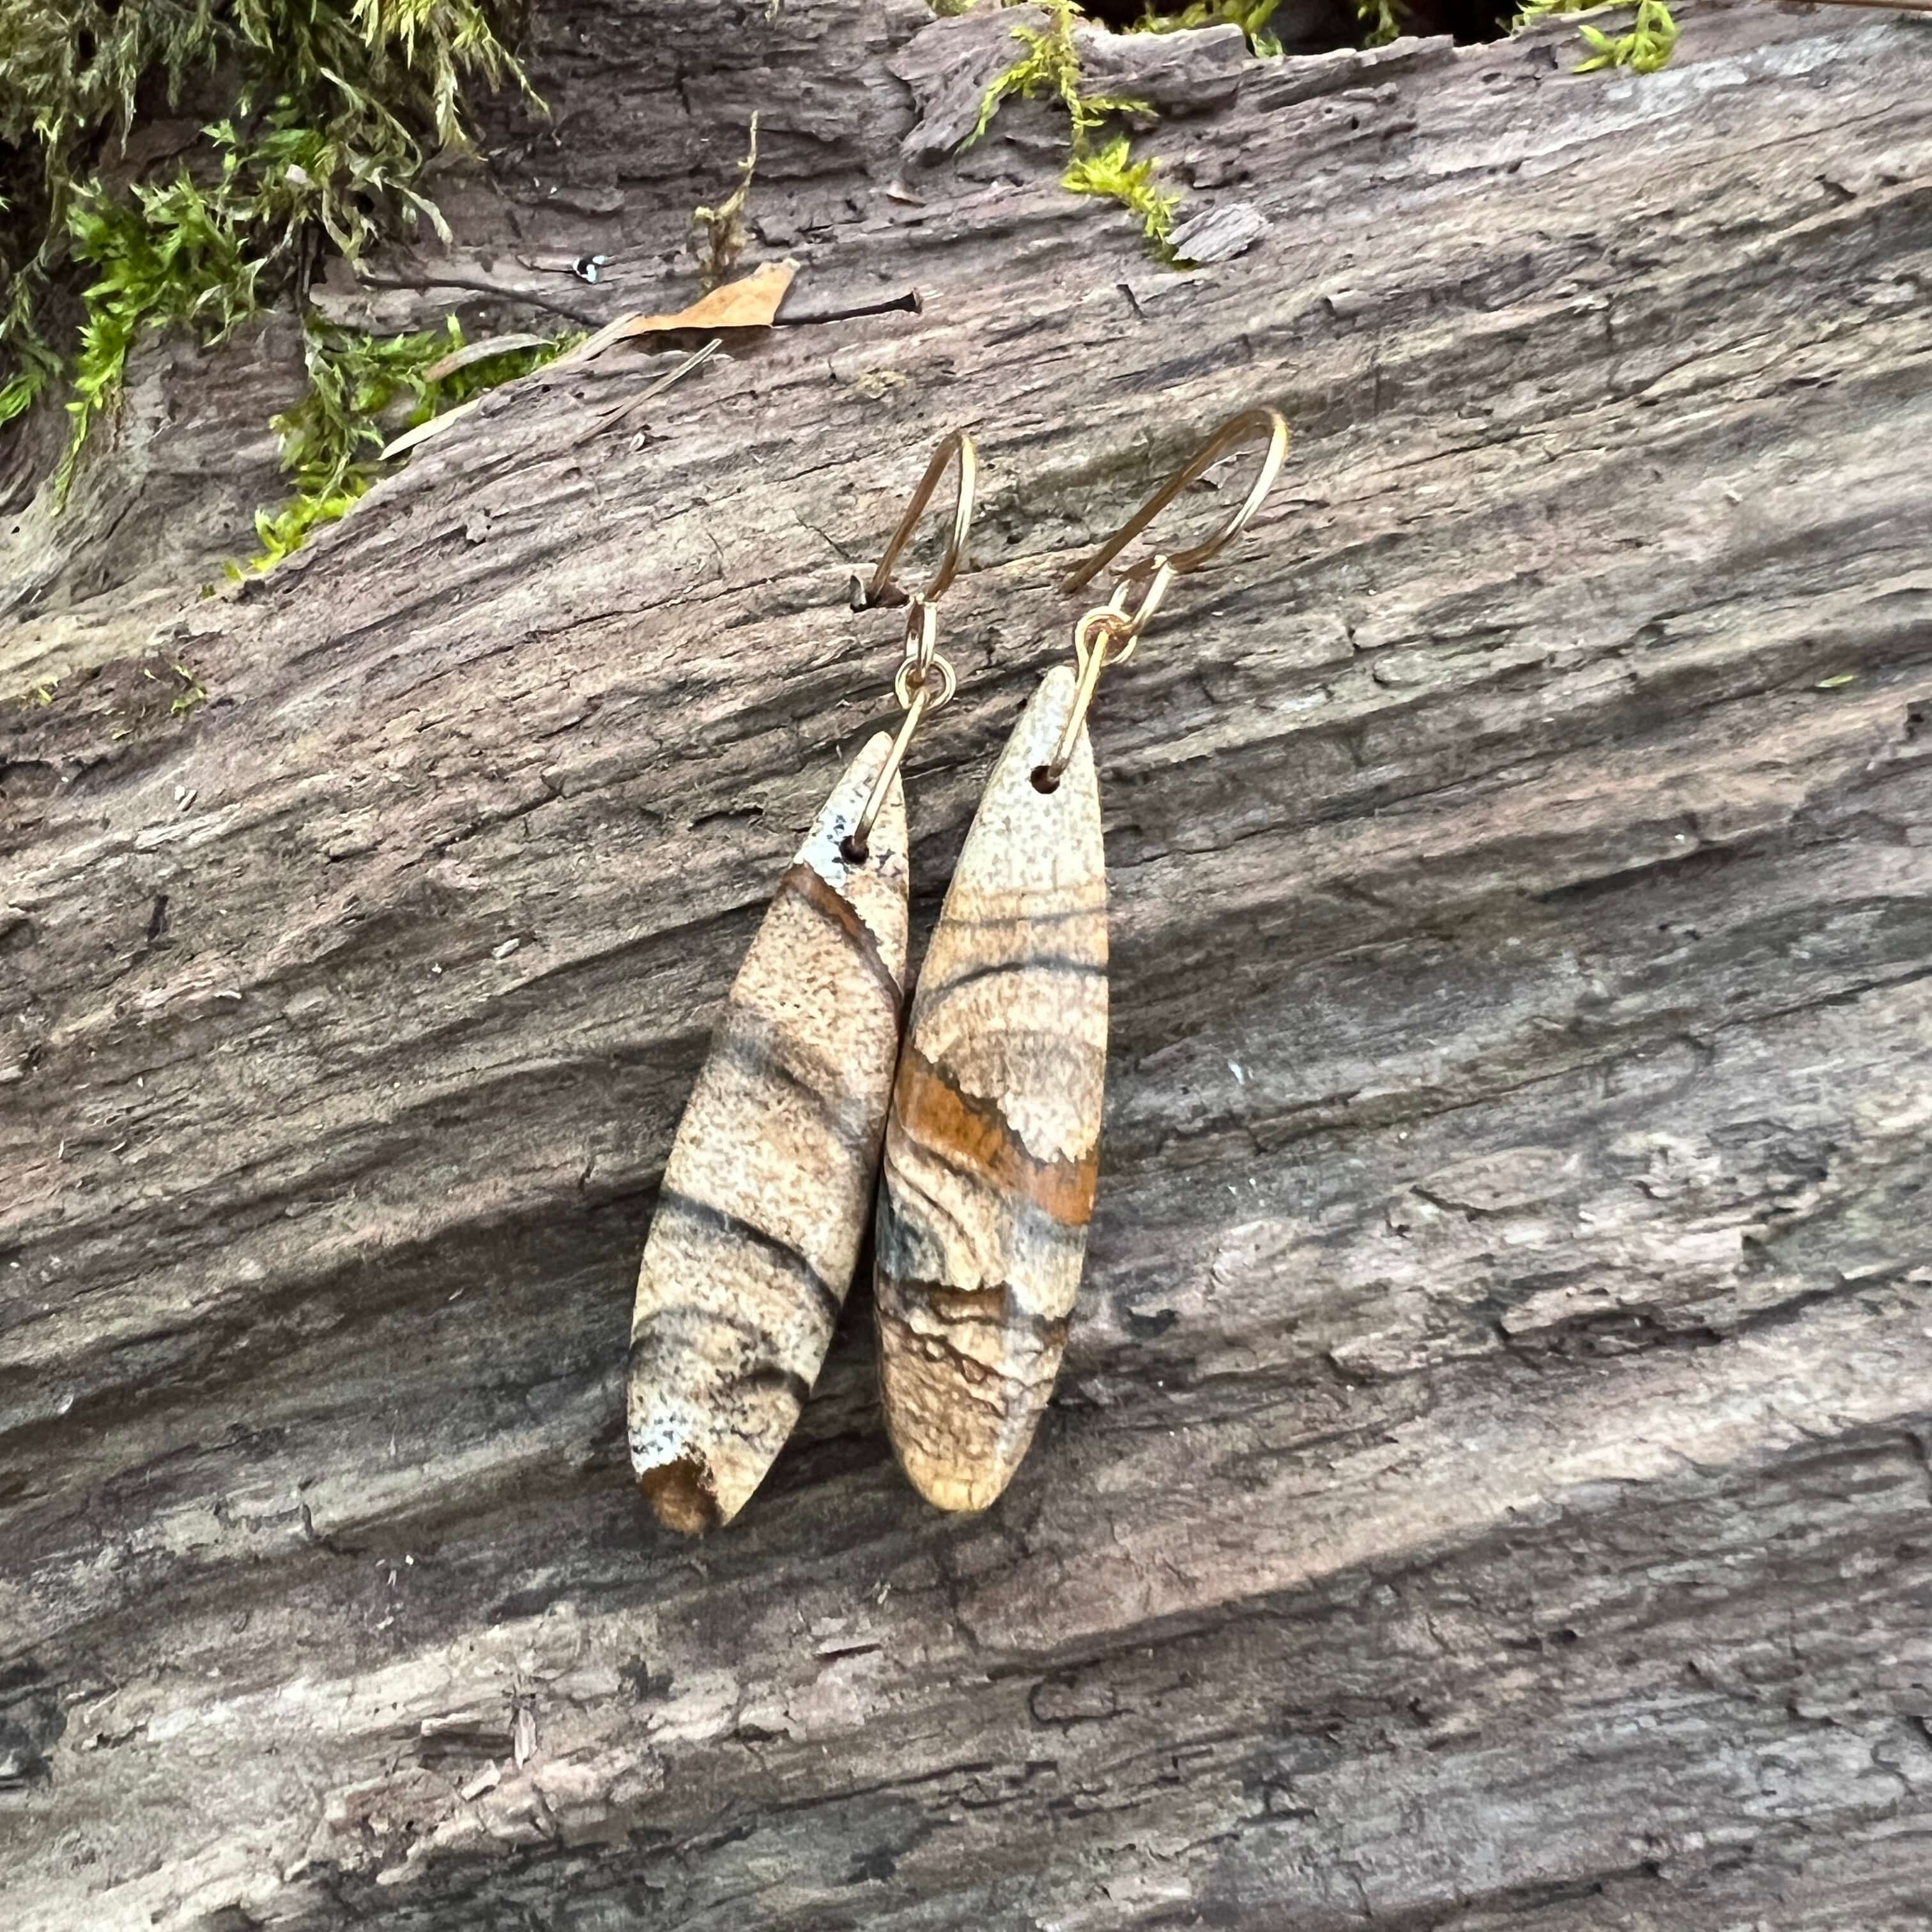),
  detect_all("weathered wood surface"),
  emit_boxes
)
[4,1,1932,1926]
